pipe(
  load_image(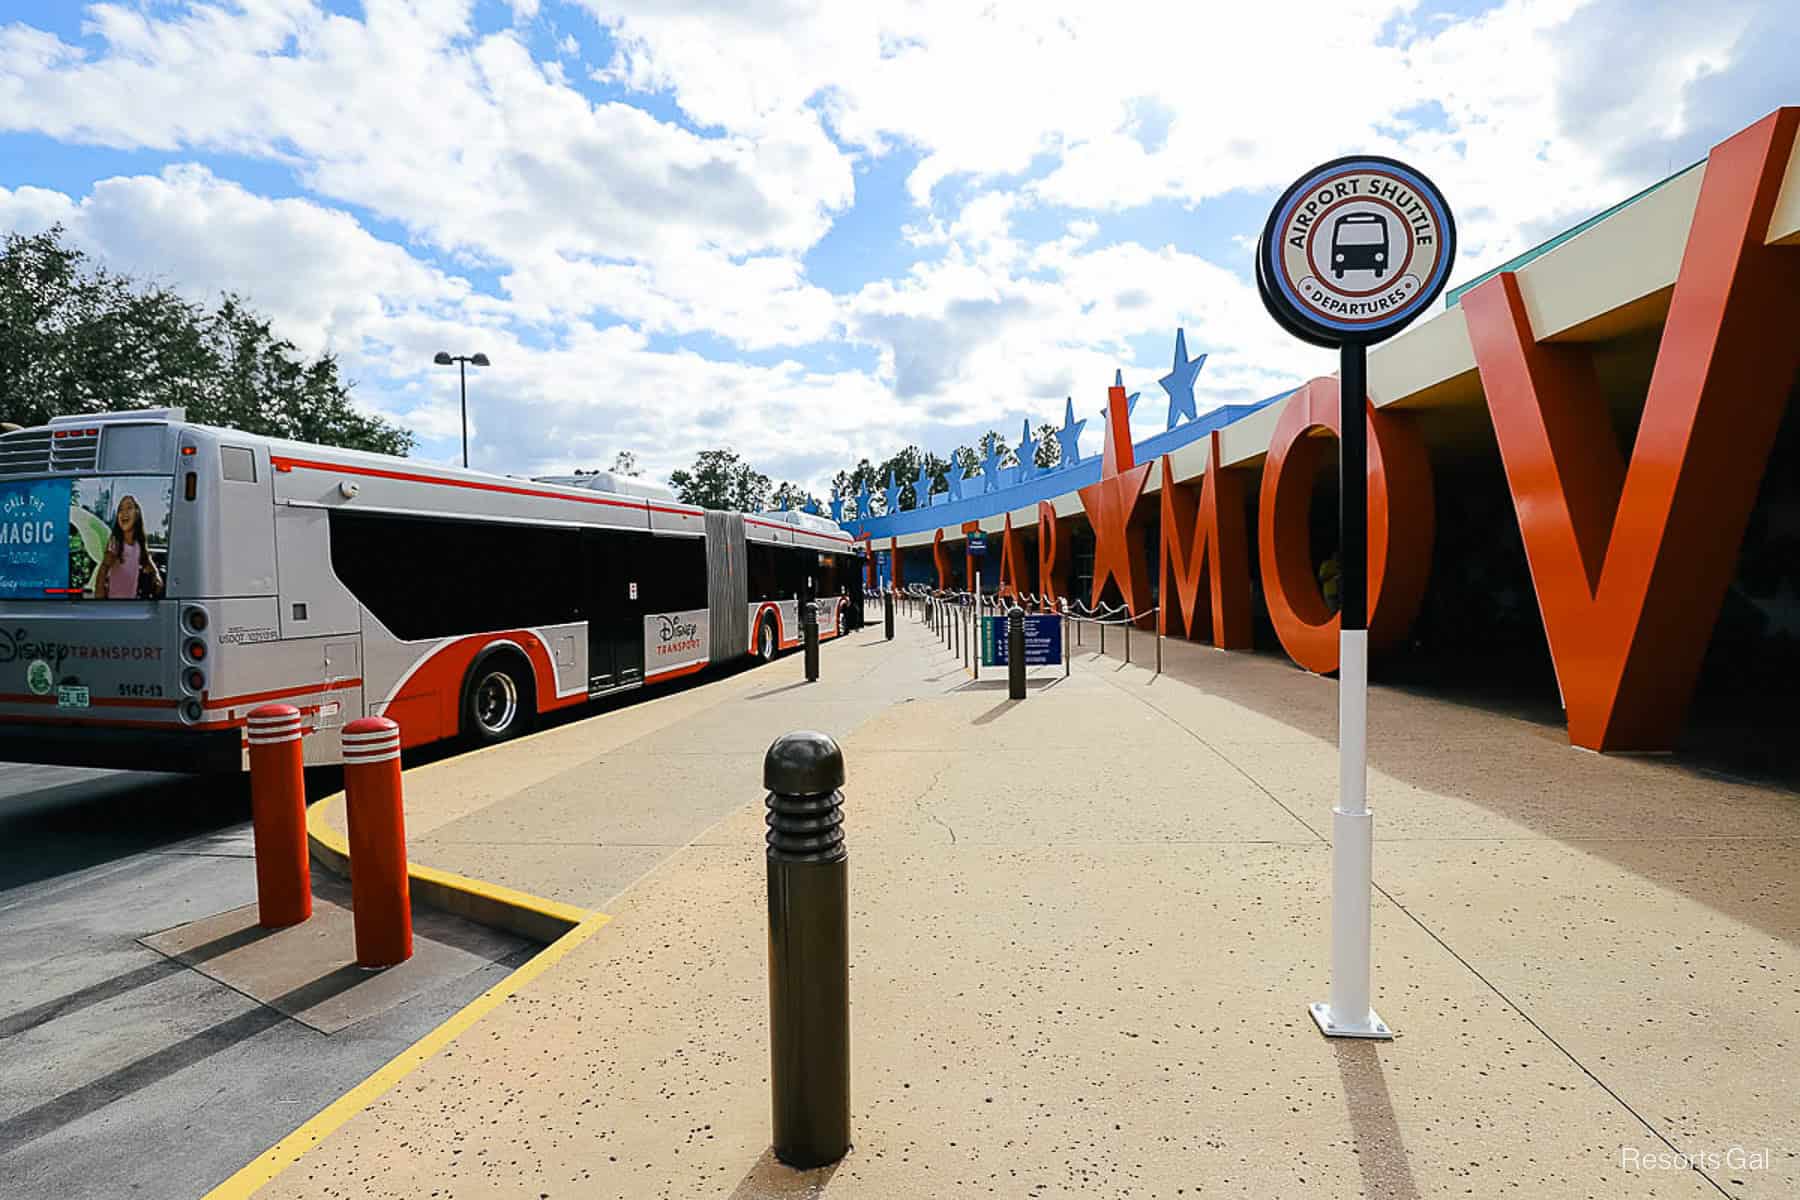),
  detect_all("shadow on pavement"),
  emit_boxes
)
[726,1147,841,1199]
